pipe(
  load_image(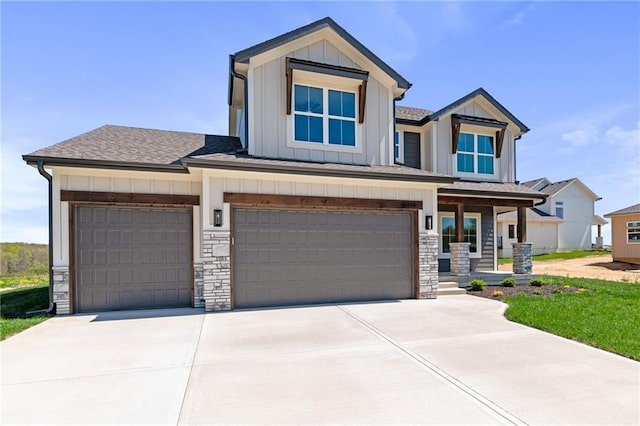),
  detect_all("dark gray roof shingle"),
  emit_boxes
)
[537,178,576,196]
[438,181,546,199]
[24,125,242,166]
[605,203,640,217]
[184,153,456,183]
